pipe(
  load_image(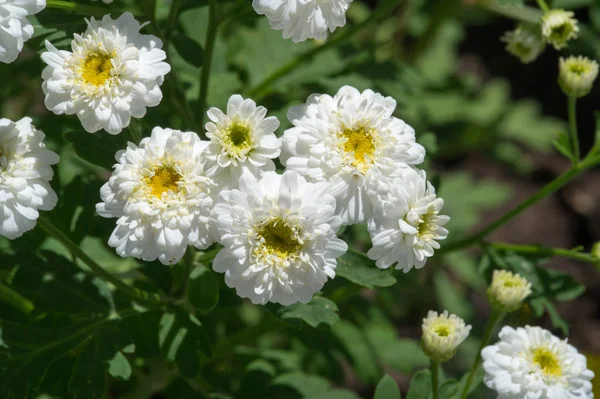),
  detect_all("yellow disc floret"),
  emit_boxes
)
[81,51,113,86]
[147,166,181,198]
[340,126,375,171]
[256,218,302,259]
[532,347,562,377]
